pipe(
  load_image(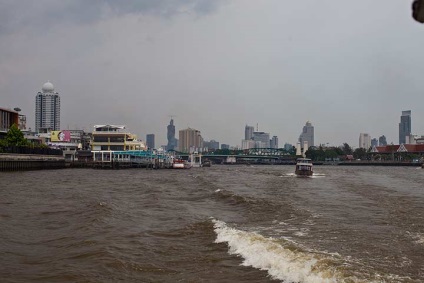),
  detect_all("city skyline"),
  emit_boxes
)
[1,1,424,147]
